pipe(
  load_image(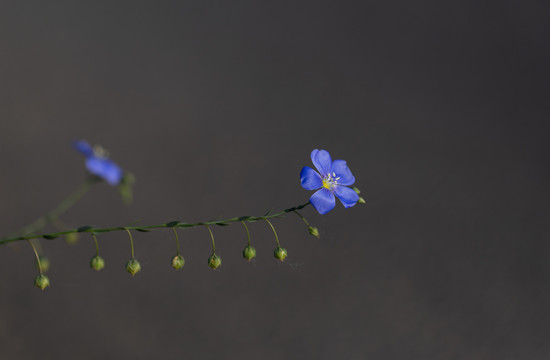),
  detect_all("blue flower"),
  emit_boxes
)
[300,149,359,214]
[73,140,124,186]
